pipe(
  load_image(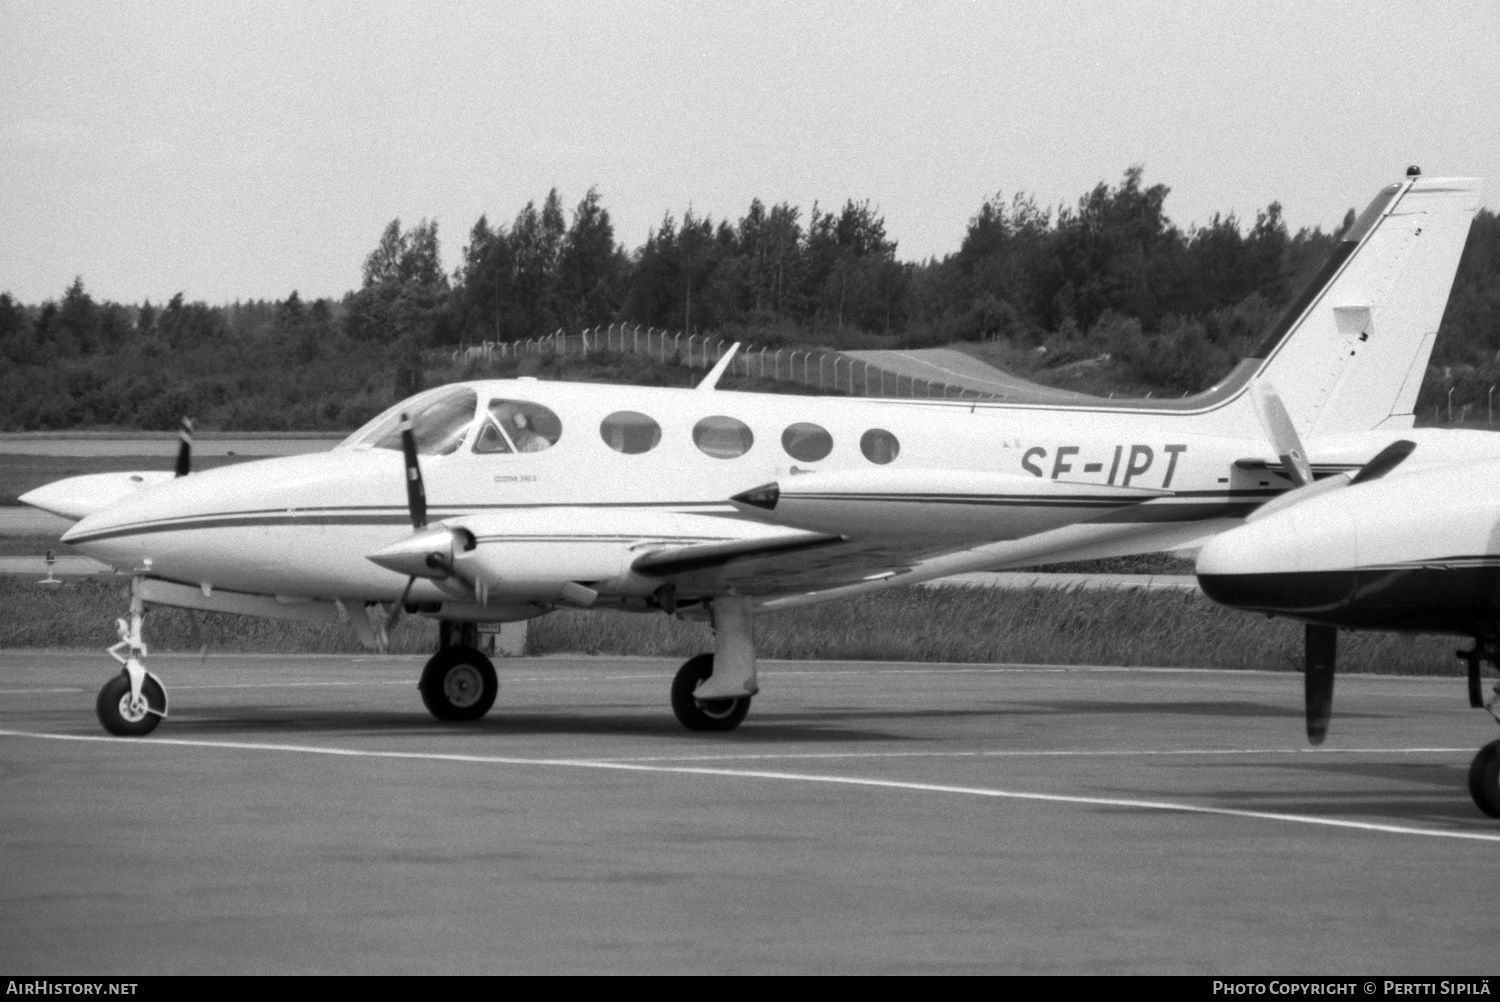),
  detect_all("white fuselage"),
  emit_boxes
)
[54,378,1500,613]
